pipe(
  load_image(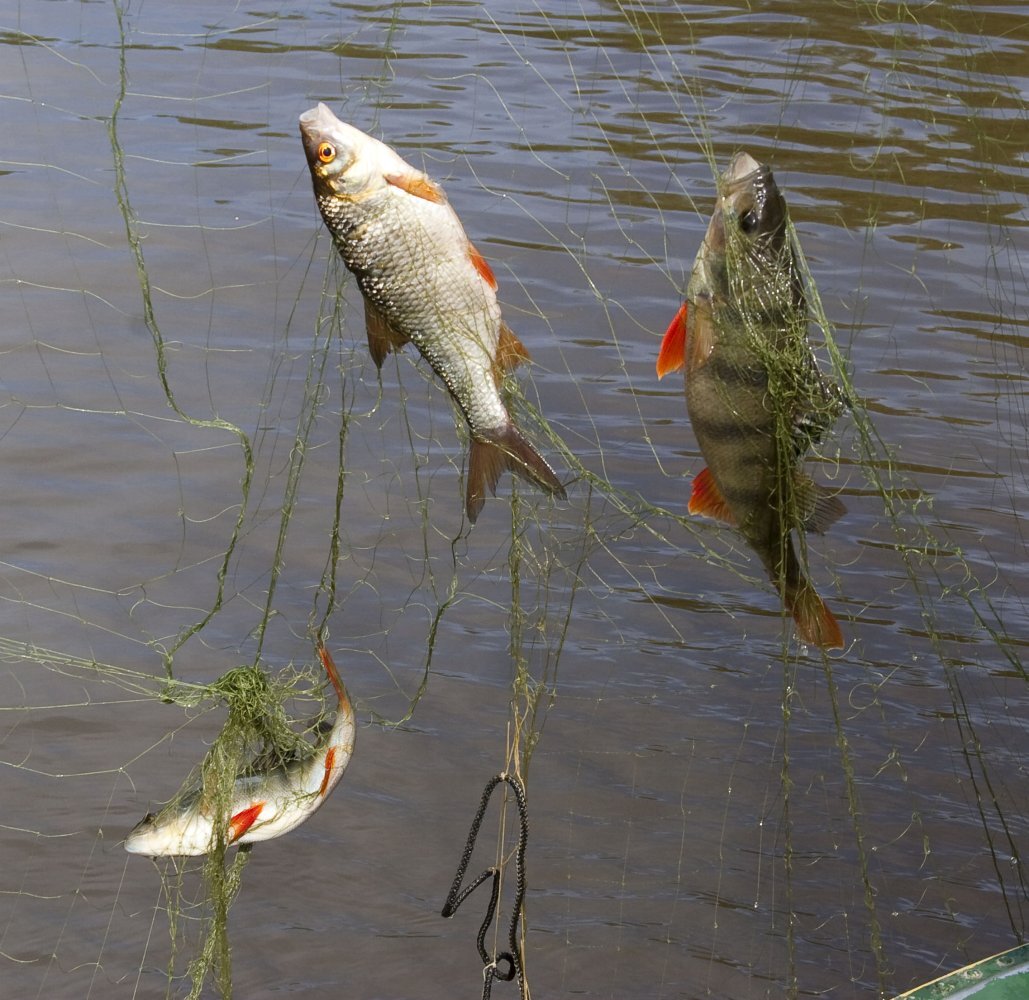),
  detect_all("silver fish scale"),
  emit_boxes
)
[317,187,511,440]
